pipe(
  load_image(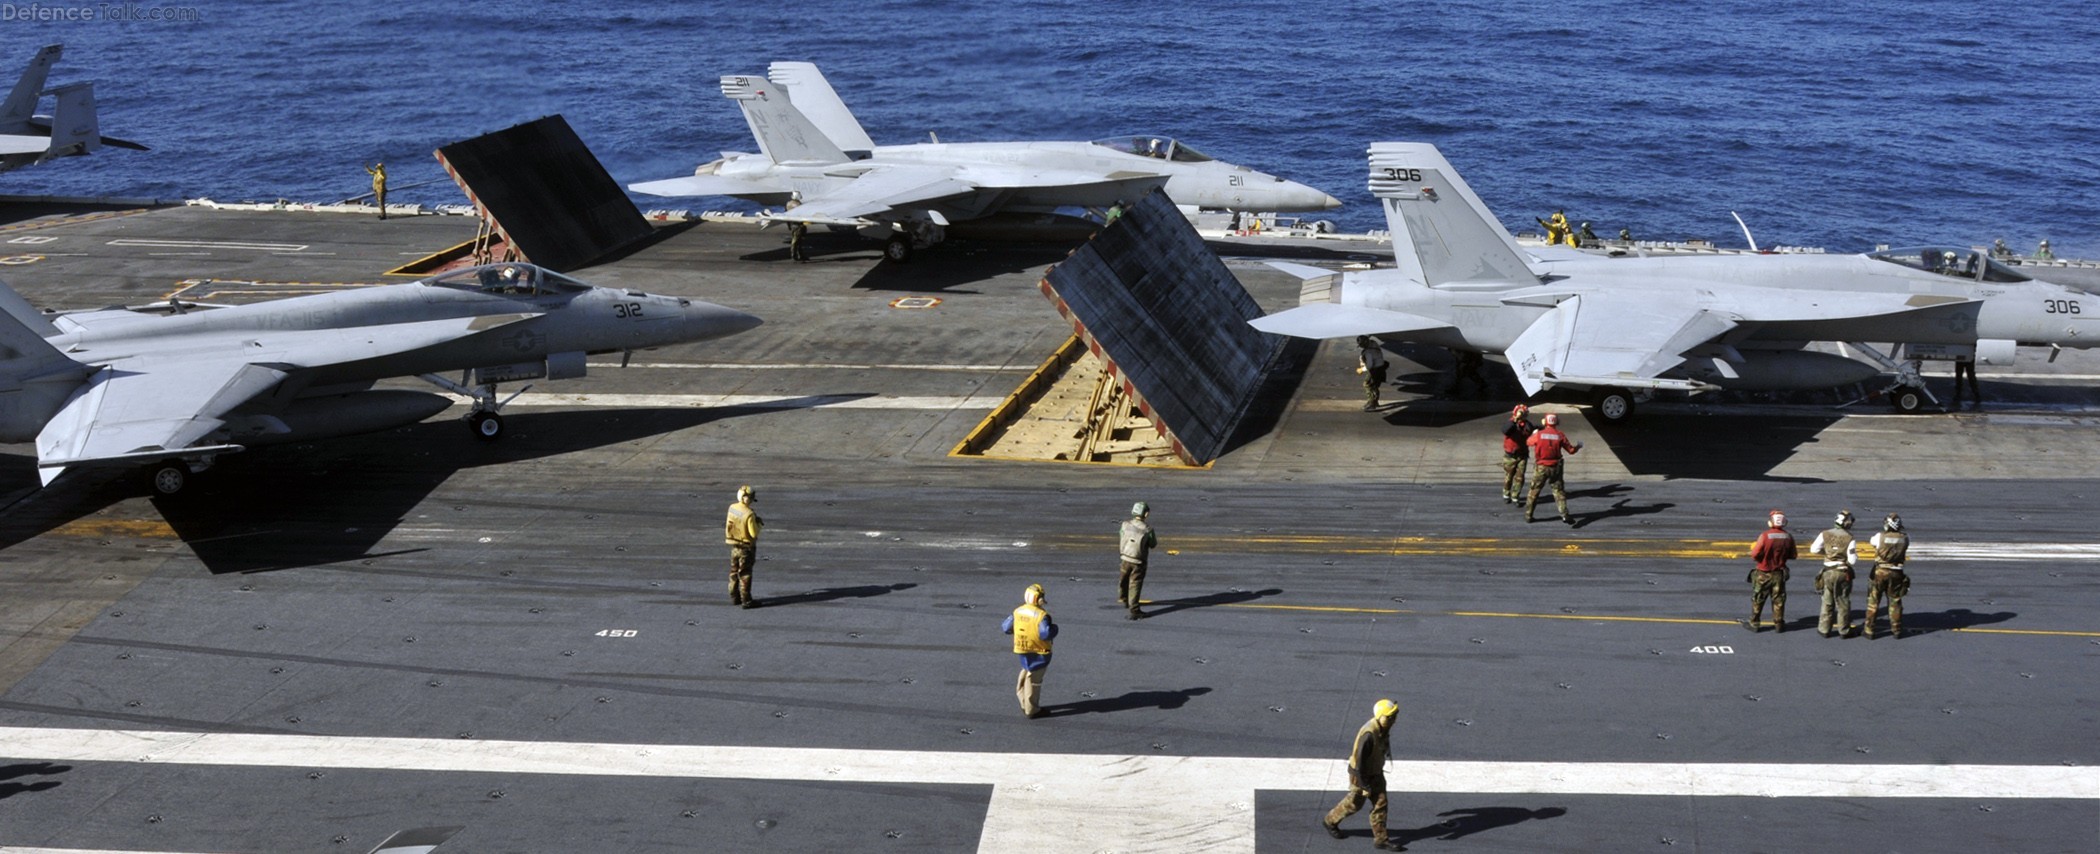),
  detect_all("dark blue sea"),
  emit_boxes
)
[9,0,2098,256]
